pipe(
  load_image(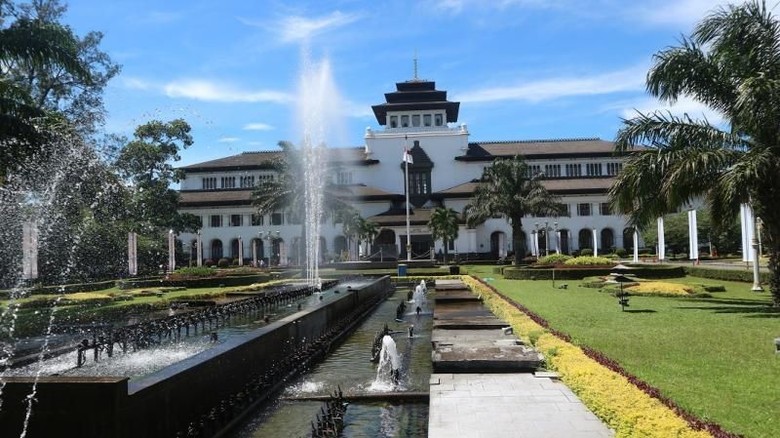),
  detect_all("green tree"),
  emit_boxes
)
[357,217,378,259]
[428,207,460,263]
[641,210,741,257]
[0,13,90,178]
[609,1,780,306]
[114,119,198,273]
[10,0,121,137]
[464,156,567,266]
